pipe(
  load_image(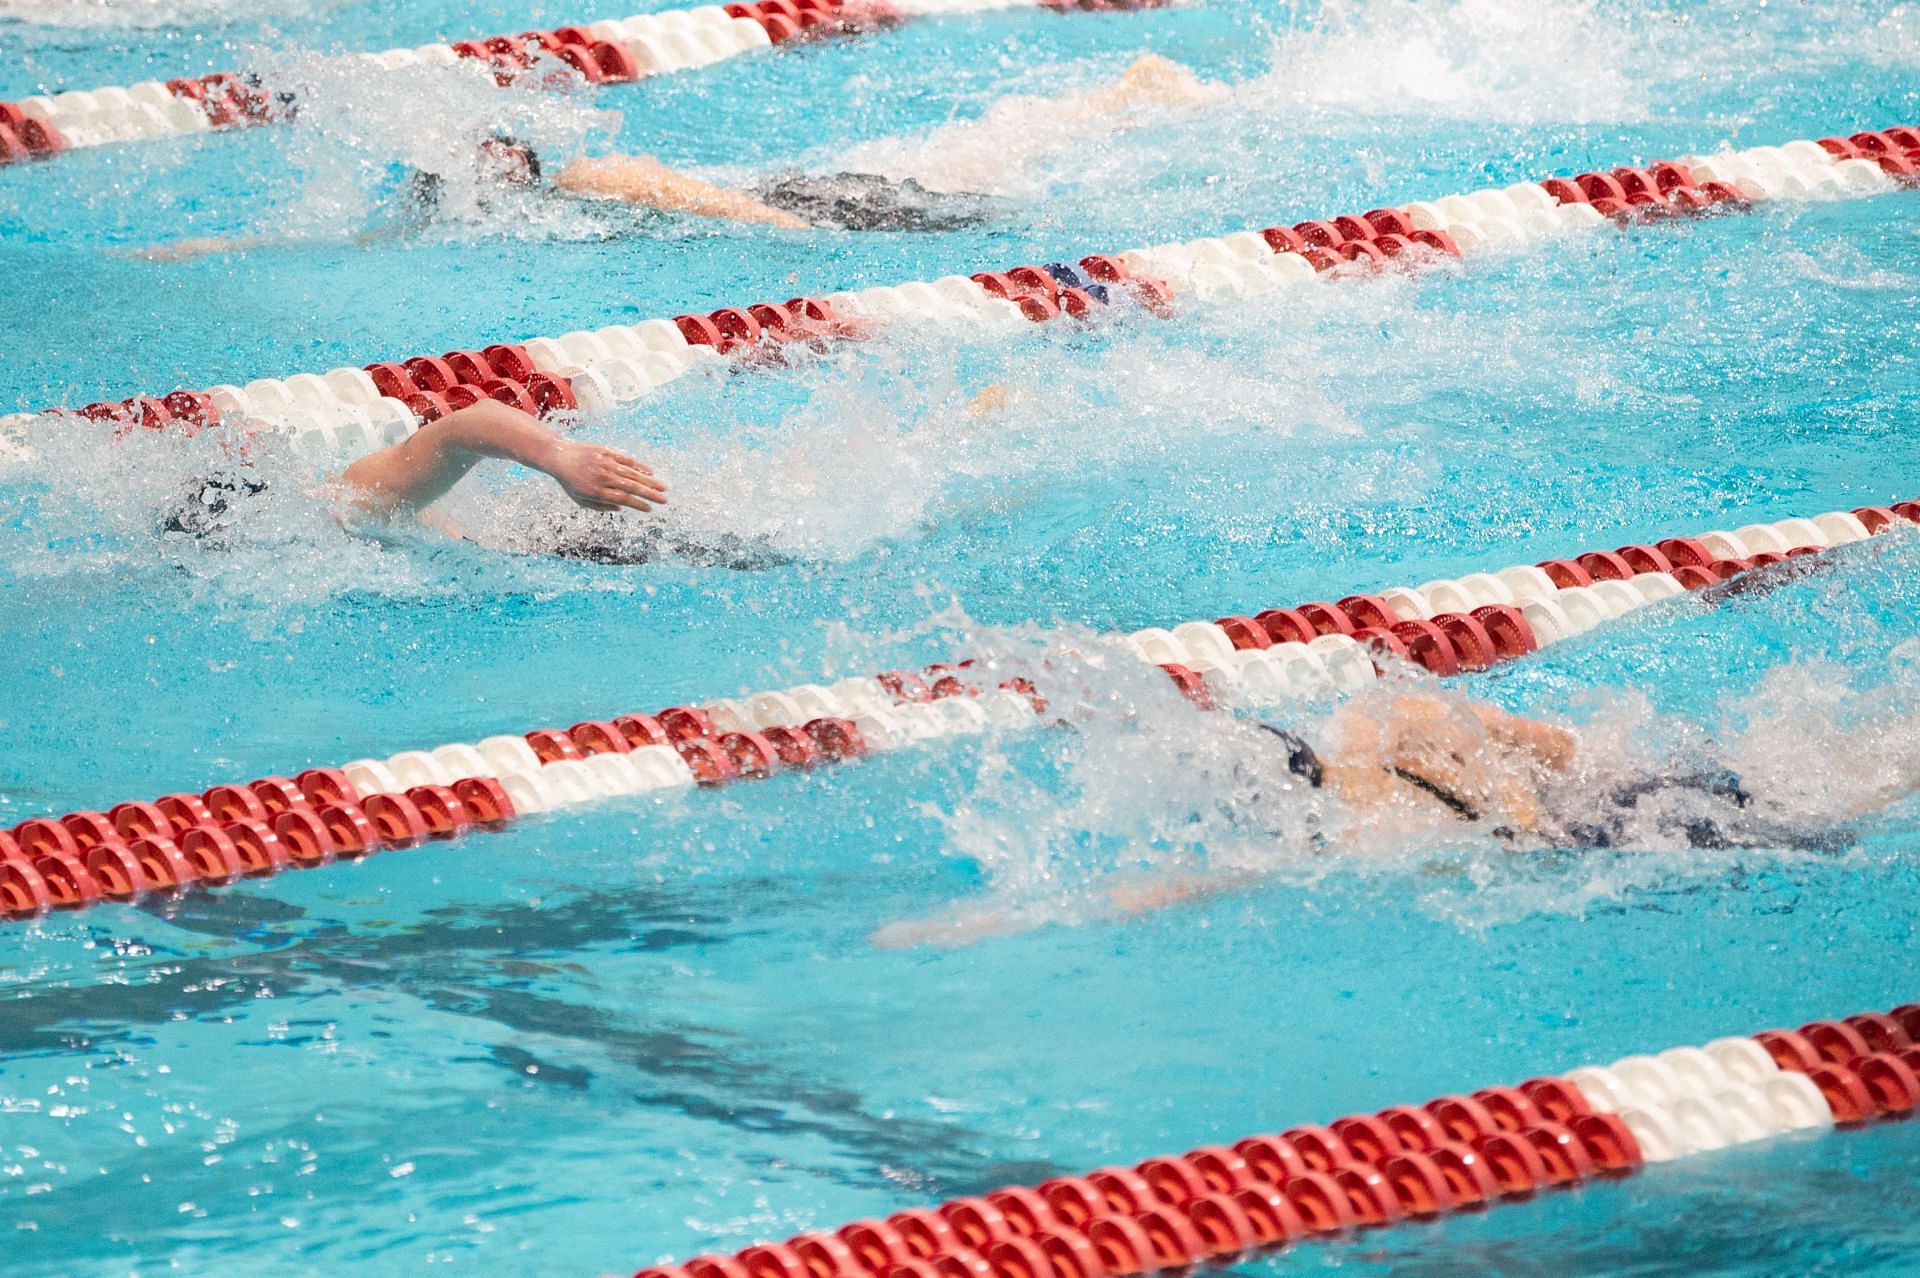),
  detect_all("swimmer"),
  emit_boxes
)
[547,53,1225,220]
[133,55,1224,259]
[875,683,1889,948]
[161,399,697,564]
